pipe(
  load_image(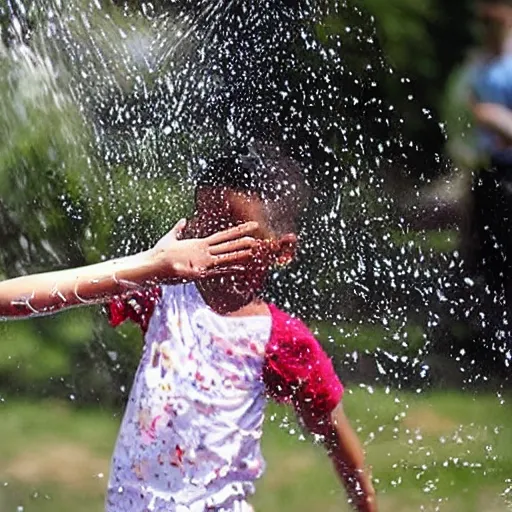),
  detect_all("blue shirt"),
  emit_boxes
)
[471,53,512,165]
